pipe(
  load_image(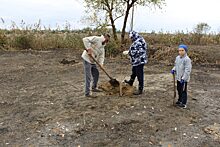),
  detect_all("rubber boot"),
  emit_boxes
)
[124,79,134,86]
